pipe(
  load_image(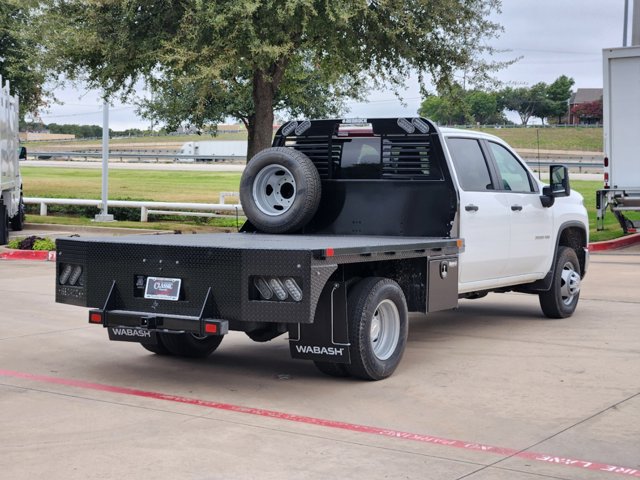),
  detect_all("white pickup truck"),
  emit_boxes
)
[55,118,589,380]
[0,77,26,245]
